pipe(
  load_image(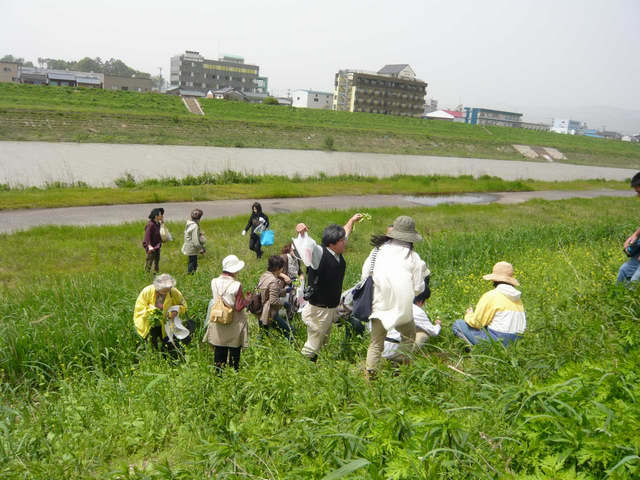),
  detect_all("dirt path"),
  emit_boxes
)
[0,189,633,234]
